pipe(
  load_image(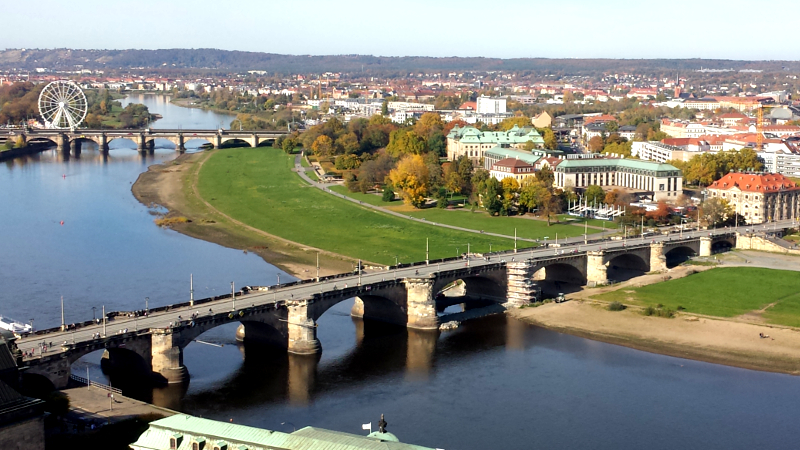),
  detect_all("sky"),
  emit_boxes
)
[4,0,799,61]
